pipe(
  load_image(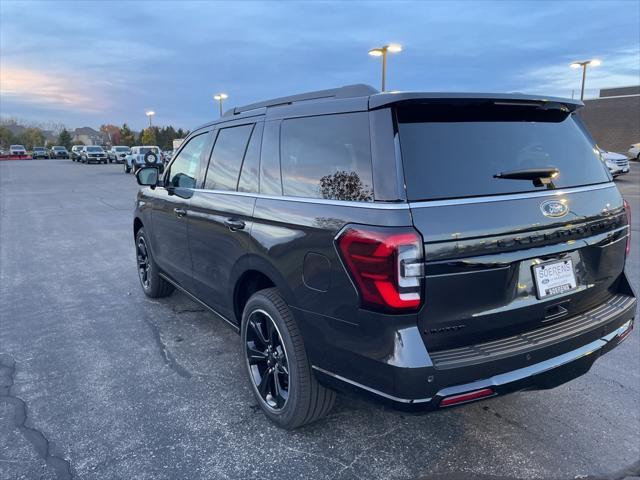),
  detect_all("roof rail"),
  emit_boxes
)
[227,84,378,116]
